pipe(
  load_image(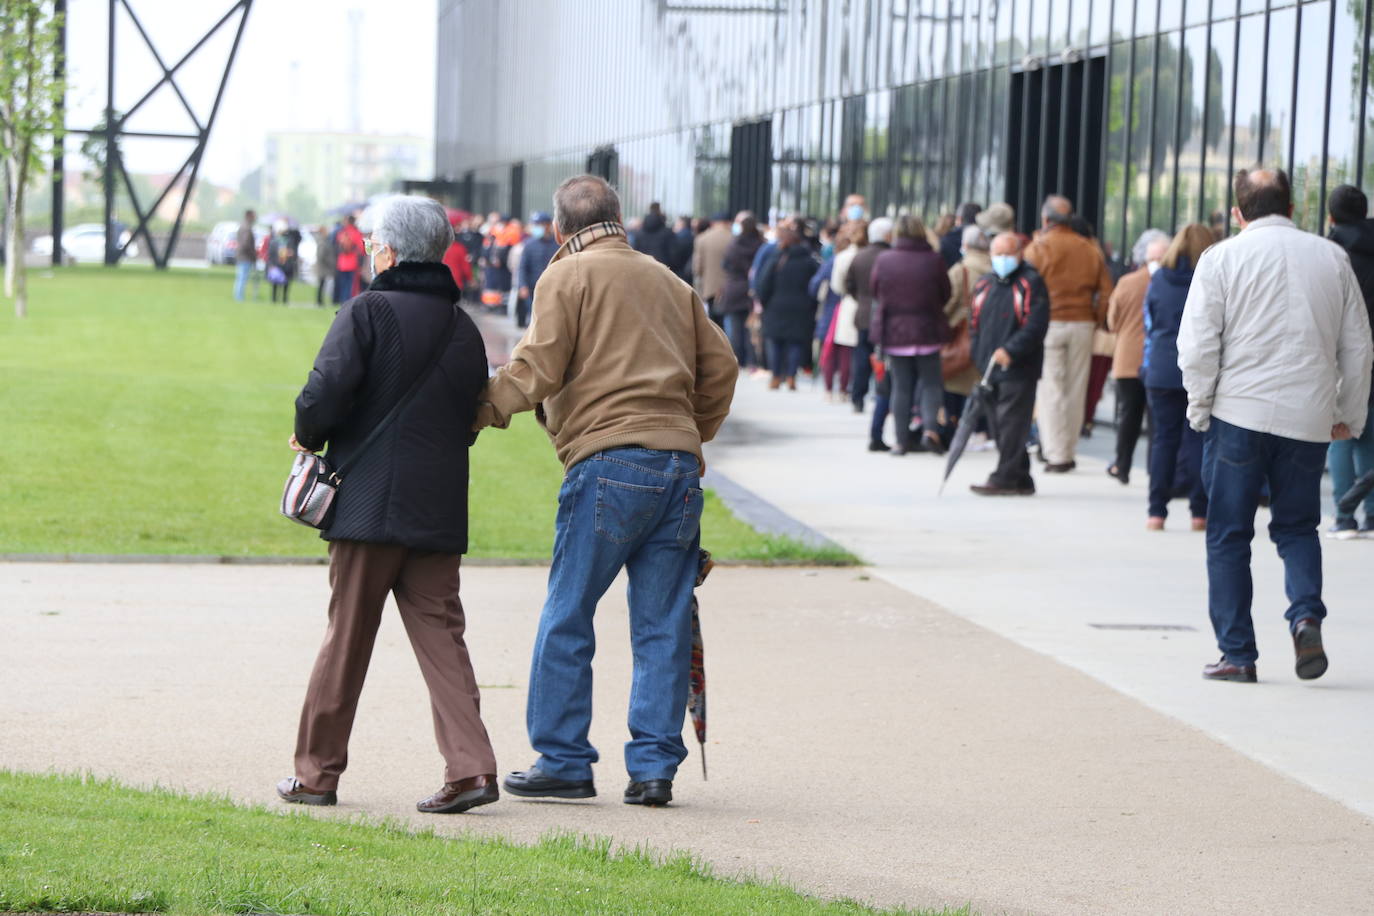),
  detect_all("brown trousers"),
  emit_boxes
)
[294,540,497,790]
